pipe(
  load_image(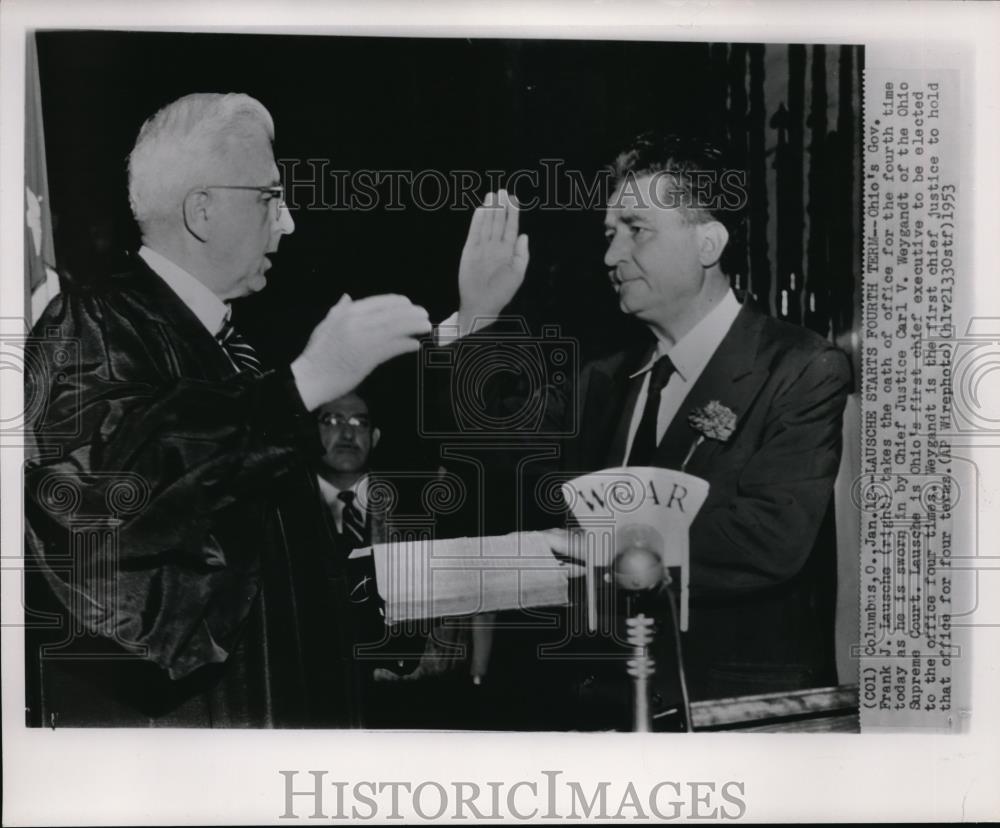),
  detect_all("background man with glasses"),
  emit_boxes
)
[315,391,385,625]
[313,389,479,728]
[316,391,418,723]
[24,92,431,727]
